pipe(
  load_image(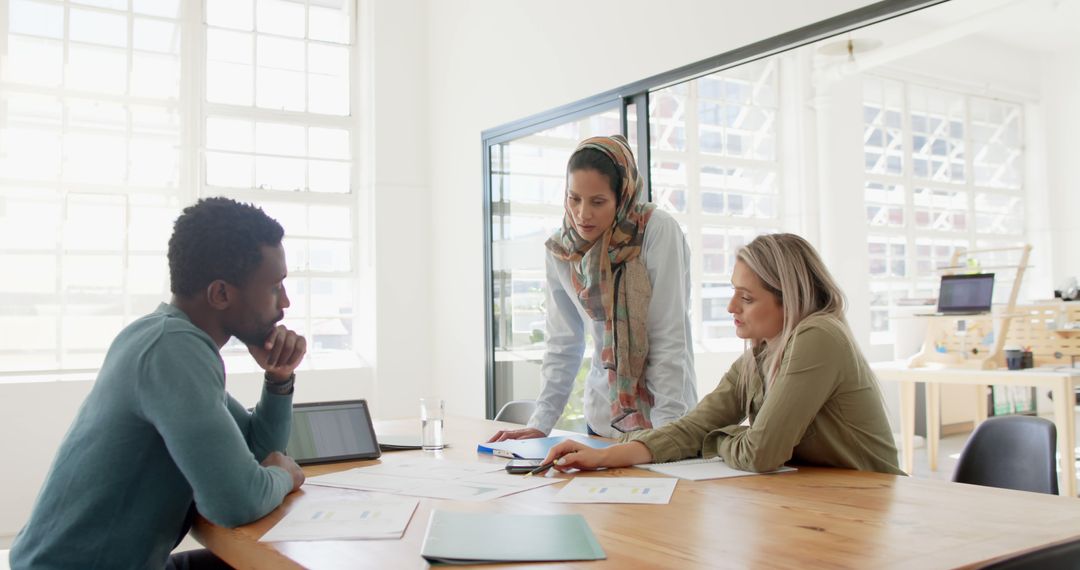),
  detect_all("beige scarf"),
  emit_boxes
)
[545,135,656,432]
